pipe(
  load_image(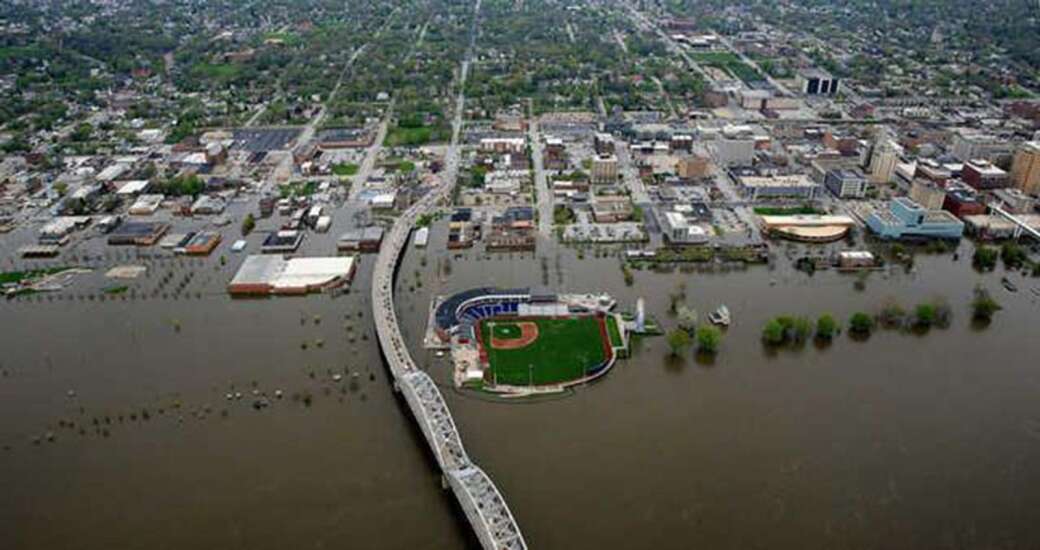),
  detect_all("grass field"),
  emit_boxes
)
[753,205,824,216]
[481,316,607,386]
[384,124,451,147]
[605,315,623,348]
[331,163,359,176]
[690,52,762,83]
[0,267,72,285]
